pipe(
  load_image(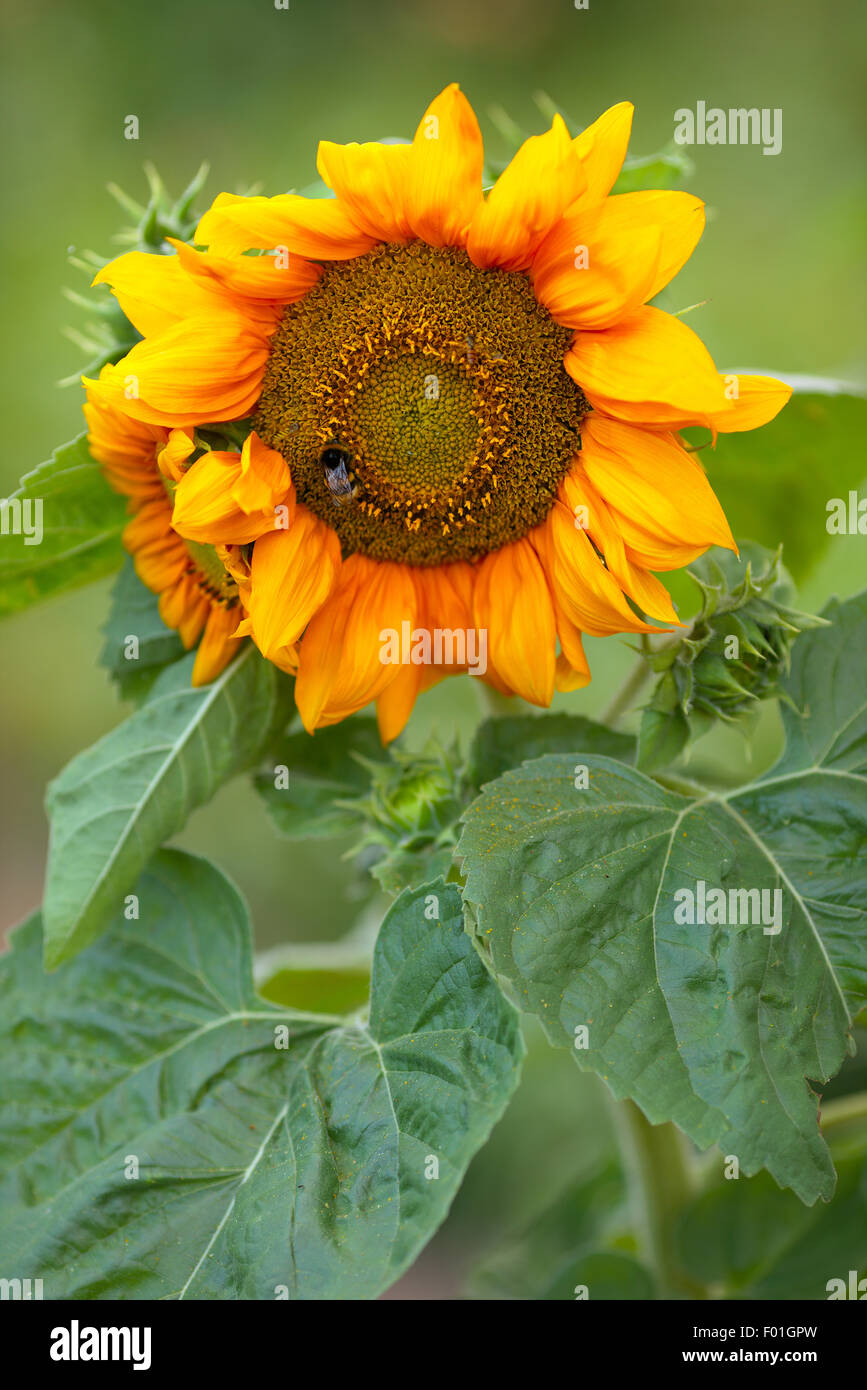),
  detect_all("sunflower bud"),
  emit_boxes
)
[638,543,826,771]
[344,742,464,894]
